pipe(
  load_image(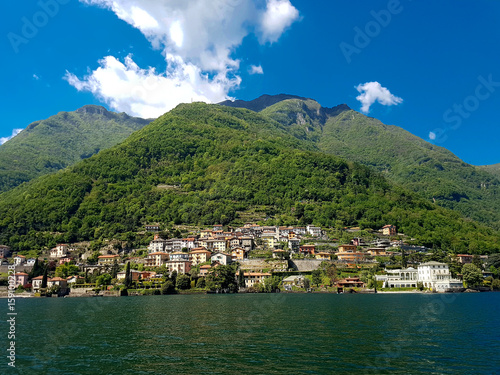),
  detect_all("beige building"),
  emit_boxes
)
[231,248,247,261]
[240,272,271,288]
[189,248,211,266]
[50,244,69,258]
[97,254,120,265]
[145,252,169,267]
[165,260,191,275]
[261,231,278,249]
[382,225,396,236]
